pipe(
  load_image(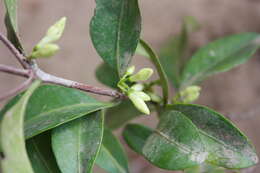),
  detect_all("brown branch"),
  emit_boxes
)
[0,64,30,78]
[0,72,34,102]
[0,33,29,69]
[32,66,126,99]
[0,32,126,100]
